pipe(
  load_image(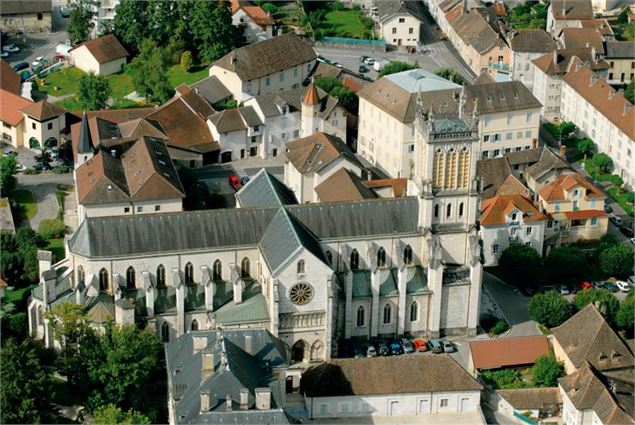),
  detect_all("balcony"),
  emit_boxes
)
[488,62,512,72]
